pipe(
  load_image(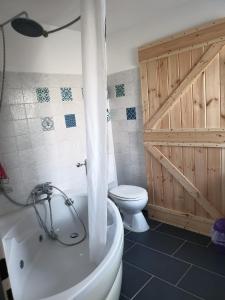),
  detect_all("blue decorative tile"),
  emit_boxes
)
[64,114,76,128]
[107,108,111,122]
[126,107,136,120]
[41,117,54,131]
[115,84,125,97]
[36,88,50,103]
[61,87,73,101]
